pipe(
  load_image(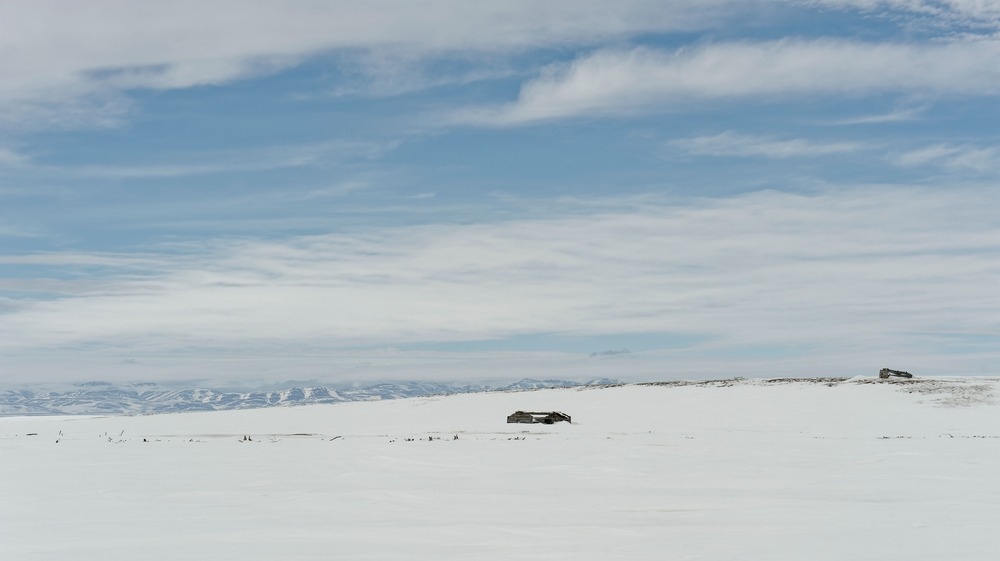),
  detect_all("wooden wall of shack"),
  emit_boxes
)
[506,411,571,424]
